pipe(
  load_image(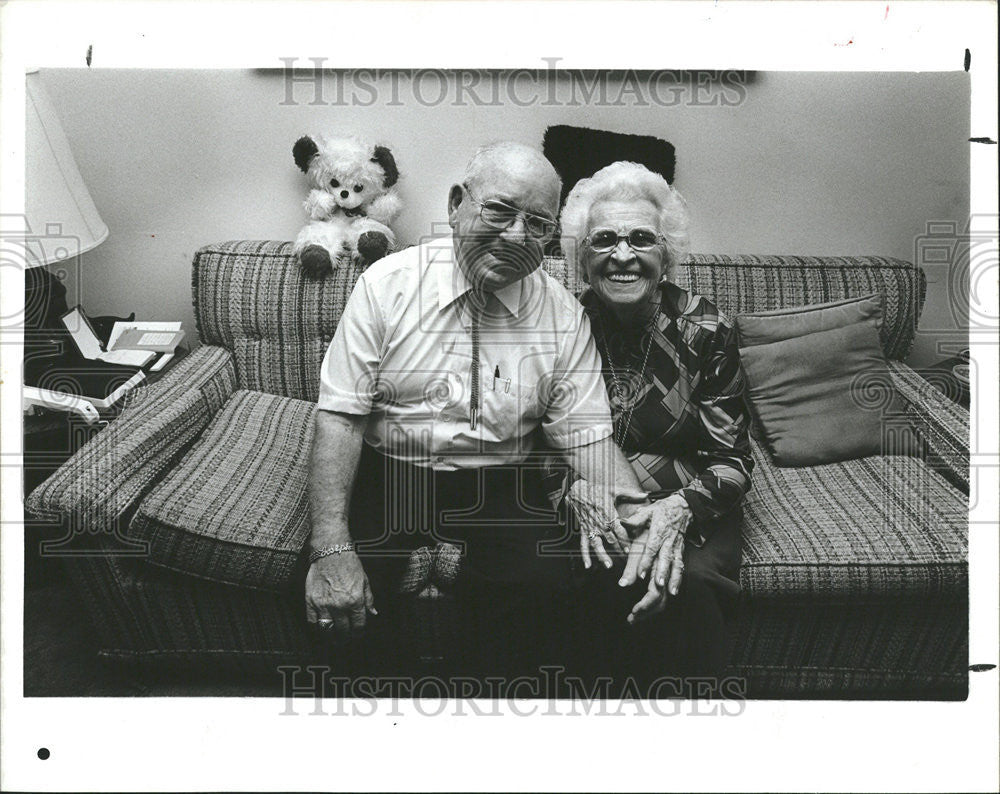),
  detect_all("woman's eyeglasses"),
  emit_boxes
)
[463,184,558,240]
[584,227,665,253]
